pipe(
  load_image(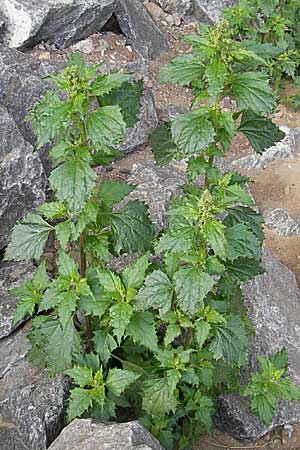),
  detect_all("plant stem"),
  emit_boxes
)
[184,327,193,350]
[205,154,215,187]
[79,232,93,352]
